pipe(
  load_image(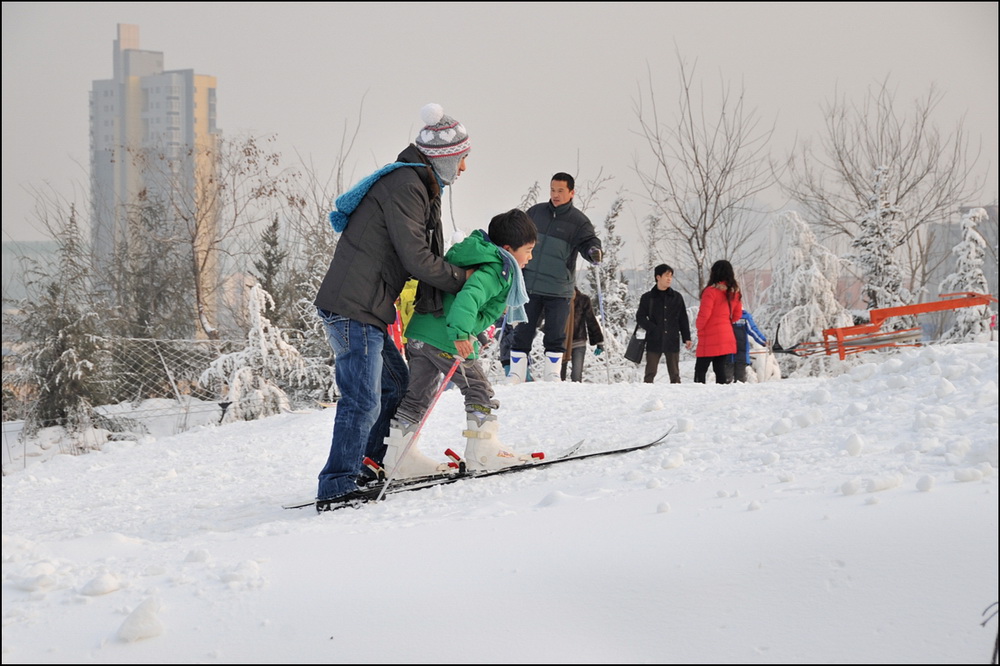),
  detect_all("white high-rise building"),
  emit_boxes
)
[89,23,220,334]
